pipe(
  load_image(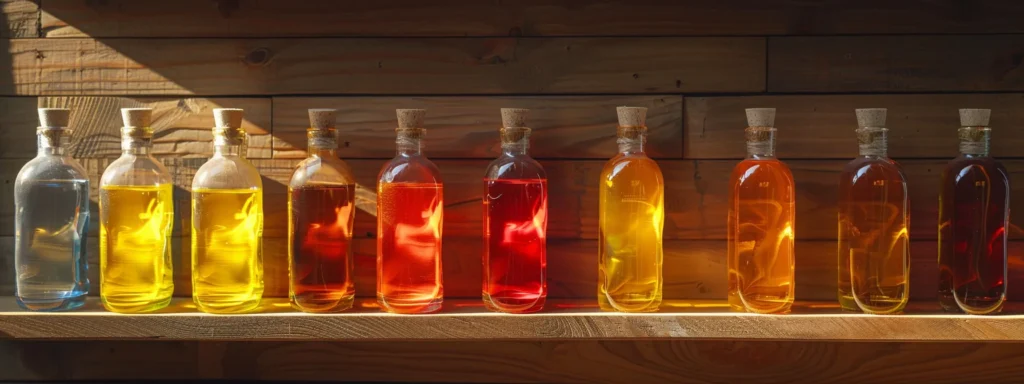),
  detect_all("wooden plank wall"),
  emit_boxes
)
[2,0,1024,304]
